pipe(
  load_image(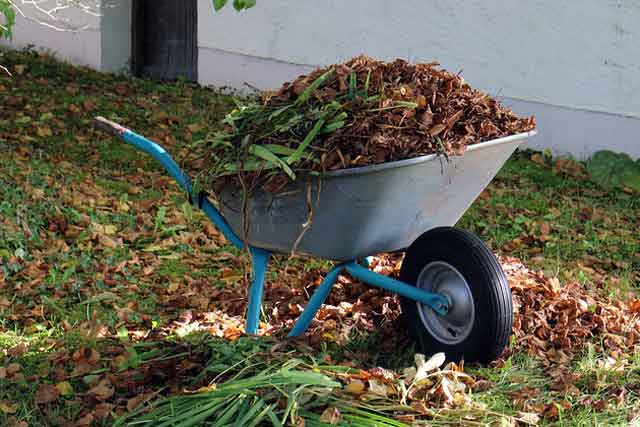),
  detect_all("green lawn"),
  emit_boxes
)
[0,49,638,427]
